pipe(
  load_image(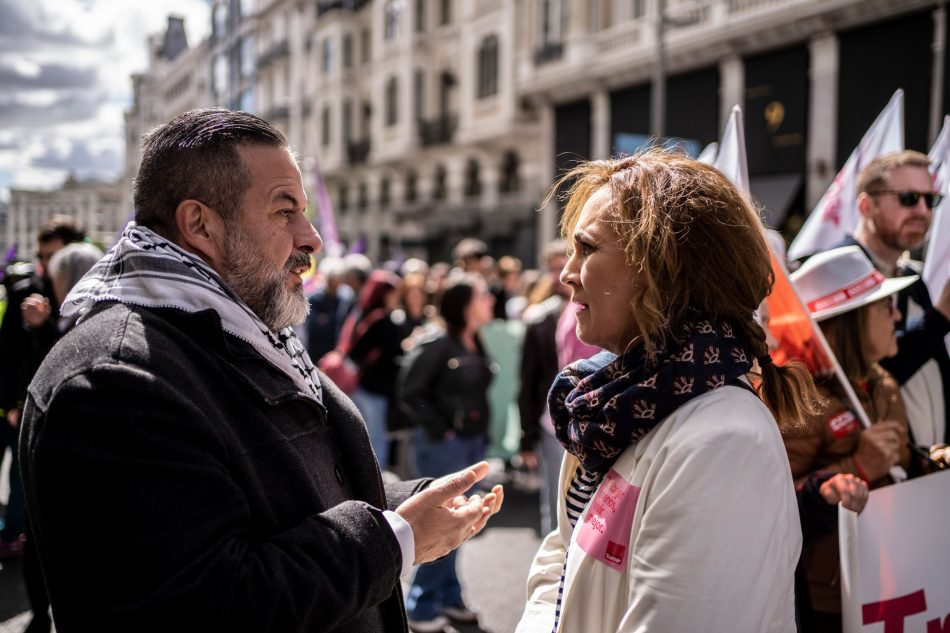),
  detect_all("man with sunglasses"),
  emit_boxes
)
[840,150,950,469]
